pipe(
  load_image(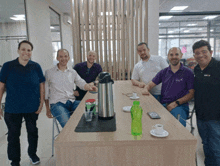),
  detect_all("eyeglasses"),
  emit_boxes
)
[193,50,208,56]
